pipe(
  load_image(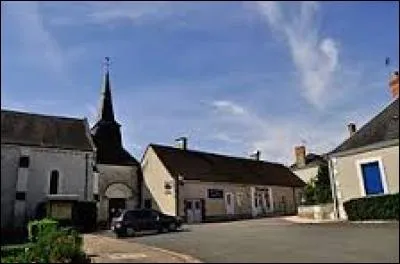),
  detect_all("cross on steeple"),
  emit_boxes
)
[104,56,110,72]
